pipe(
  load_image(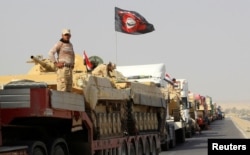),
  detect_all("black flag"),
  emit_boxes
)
[115,7,155,35]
